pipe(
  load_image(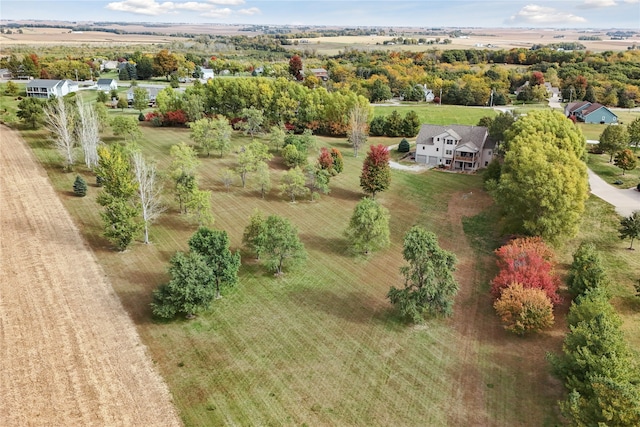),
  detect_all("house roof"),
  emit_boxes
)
[416,124,489,148]
[455,141,480,153]
[26,79,64,89]
[580,102,616,117]
[566,101,591,114]
[97,78,116,85]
